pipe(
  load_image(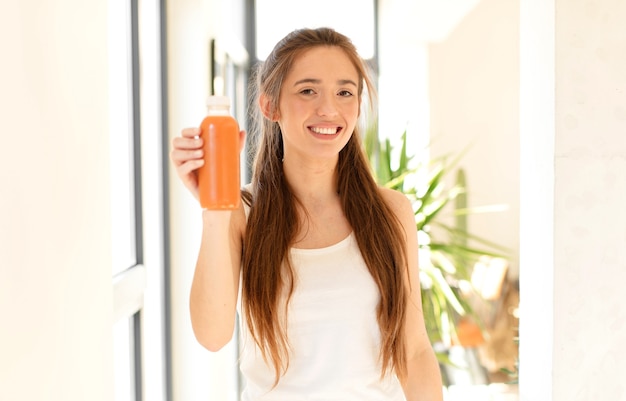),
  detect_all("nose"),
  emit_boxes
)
[316,93,338,117]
